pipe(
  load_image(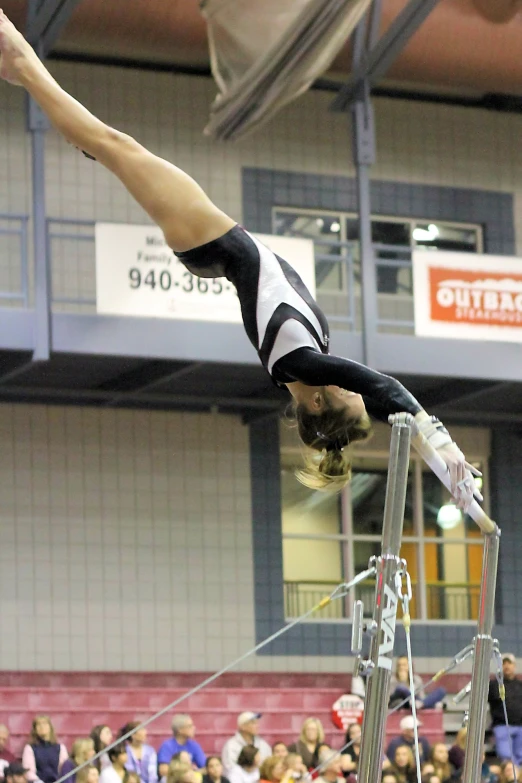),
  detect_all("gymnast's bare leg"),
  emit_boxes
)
[0,10,235,252]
